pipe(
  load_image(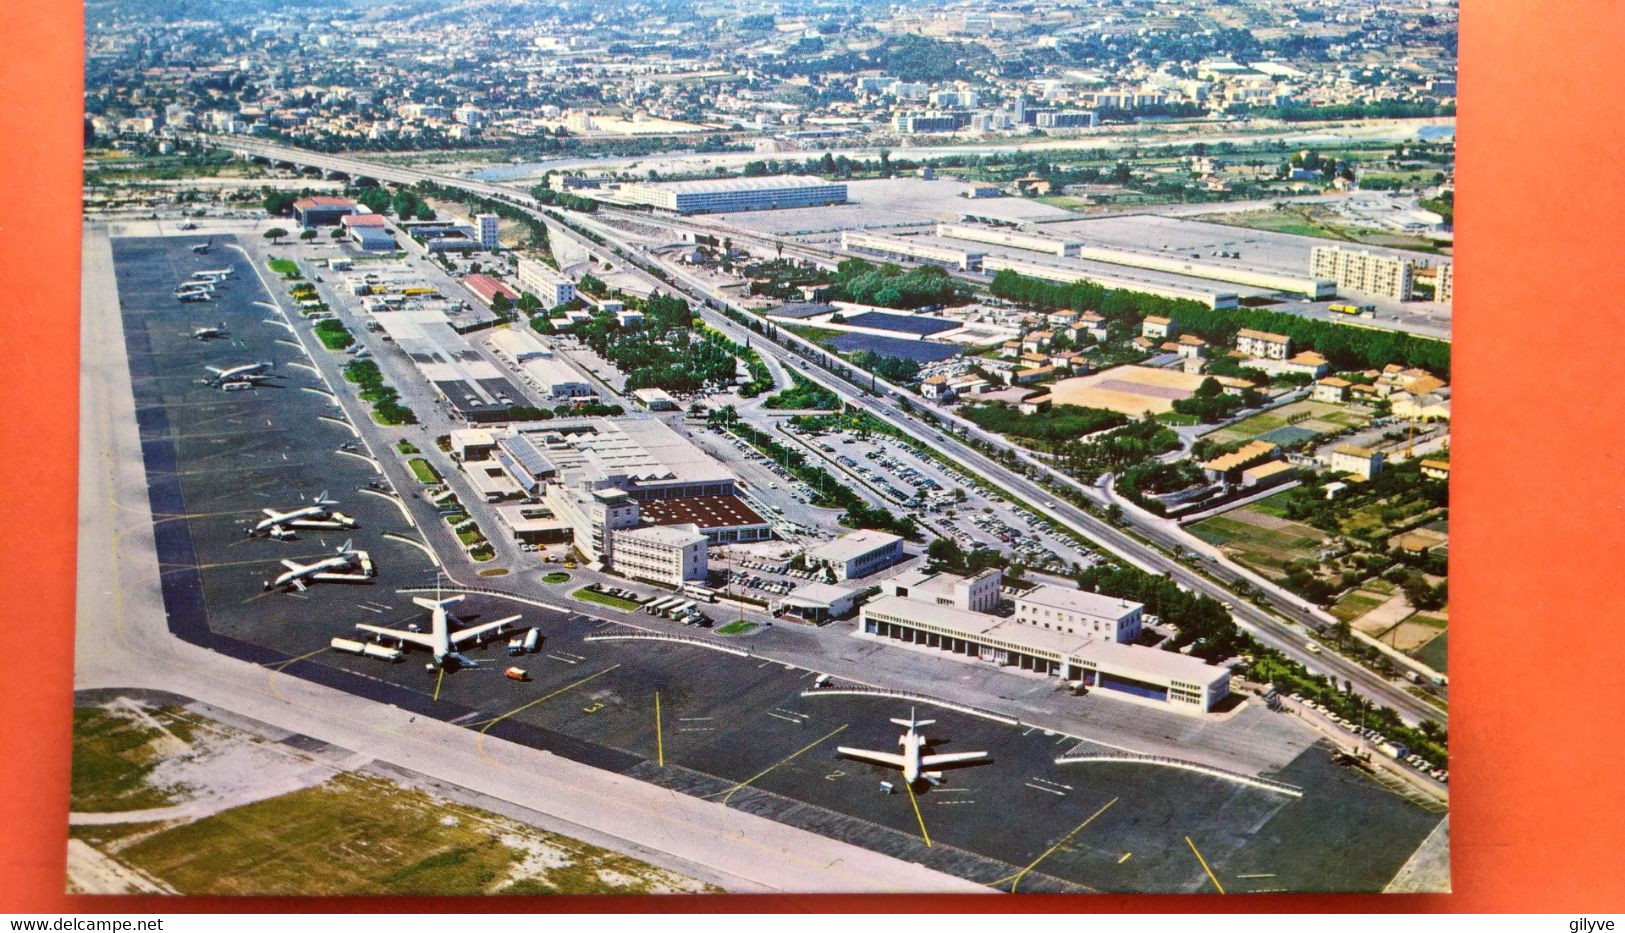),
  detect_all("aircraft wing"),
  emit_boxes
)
[280,559,305,571]
[355,623,436,649]
[205,365,225,375]
[449,615,522,646]
[262,508,286,519]
[836,747,910,769]
[920,751,989,767]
